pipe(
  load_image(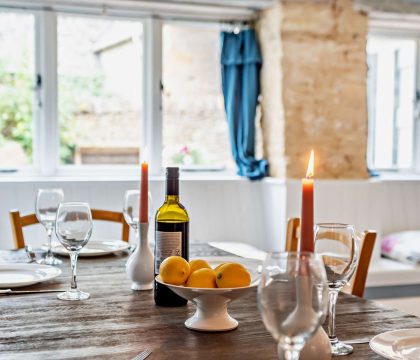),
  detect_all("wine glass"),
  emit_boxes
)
[258,252,329,360]
[55,202,93,301]
[35,188,64,265]
[314,223,359,356]
[123,190,153,249]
